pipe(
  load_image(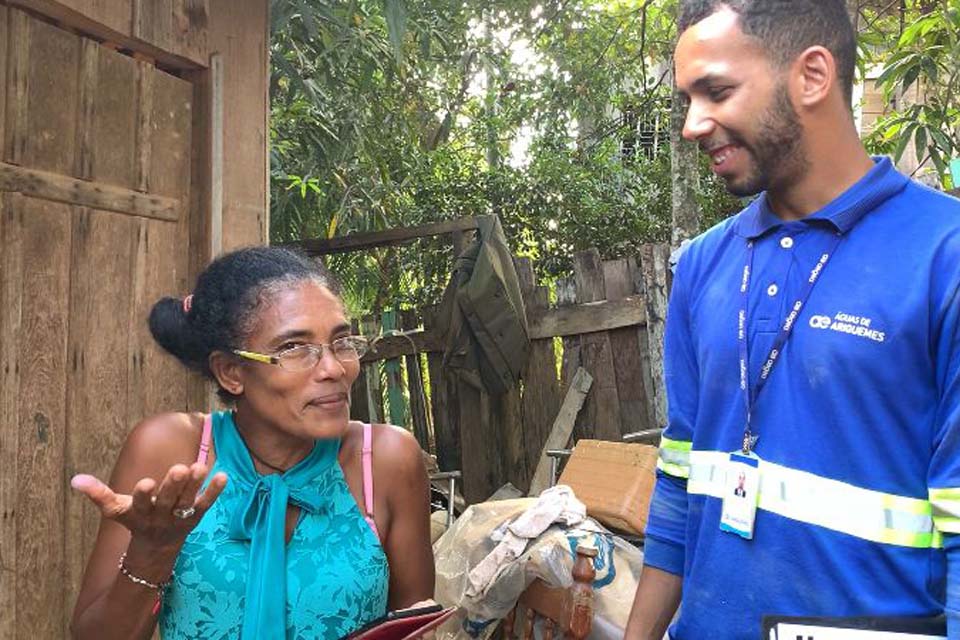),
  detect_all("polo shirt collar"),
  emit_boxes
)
[735,156,909,240]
